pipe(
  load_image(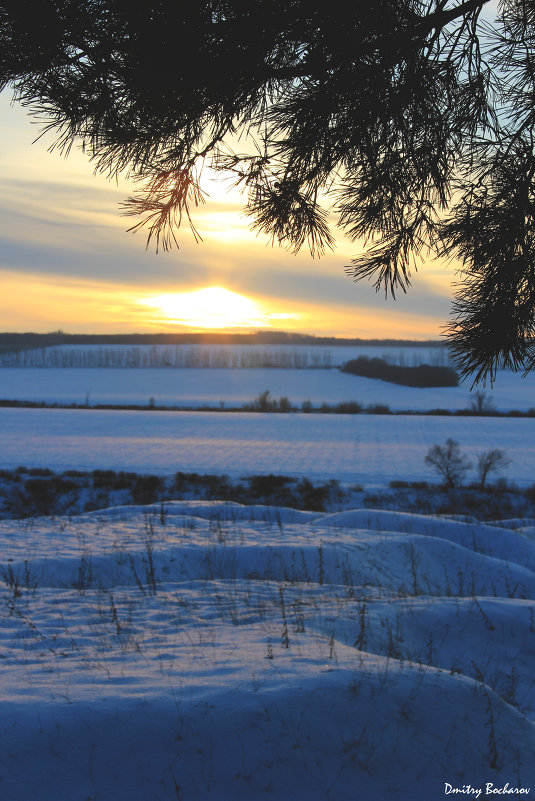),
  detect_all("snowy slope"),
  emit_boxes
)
[1,501,534,800]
